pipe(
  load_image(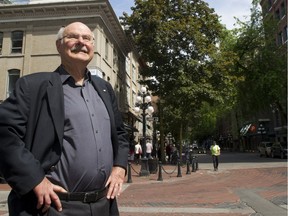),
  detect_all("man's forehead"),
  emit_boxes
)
[65,23,91,34]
